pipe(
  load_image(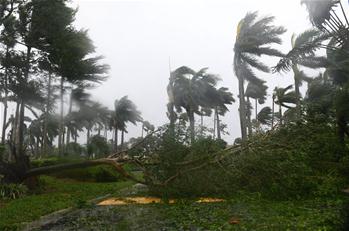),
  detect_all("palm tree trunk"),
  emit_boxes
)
[188,110,195,143]
[238,77,247,141]
[114,129,118,152]
[213,109,216,139]
[292,65,302,119]
[1,61,9,144]
[272,96,275,129]
[66,86,73,145]
[42,71,52,156]
[246,97,252,136]
[87,128,90,145]
[121,130,124,151]
[255,99,258,119]
[58,77,64,156]
[141,123,144,138]
[279,104,283,125]
[216,109,221,140]
[168,102,176,138]
[200,114,204,137]
[16,46,31,174]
